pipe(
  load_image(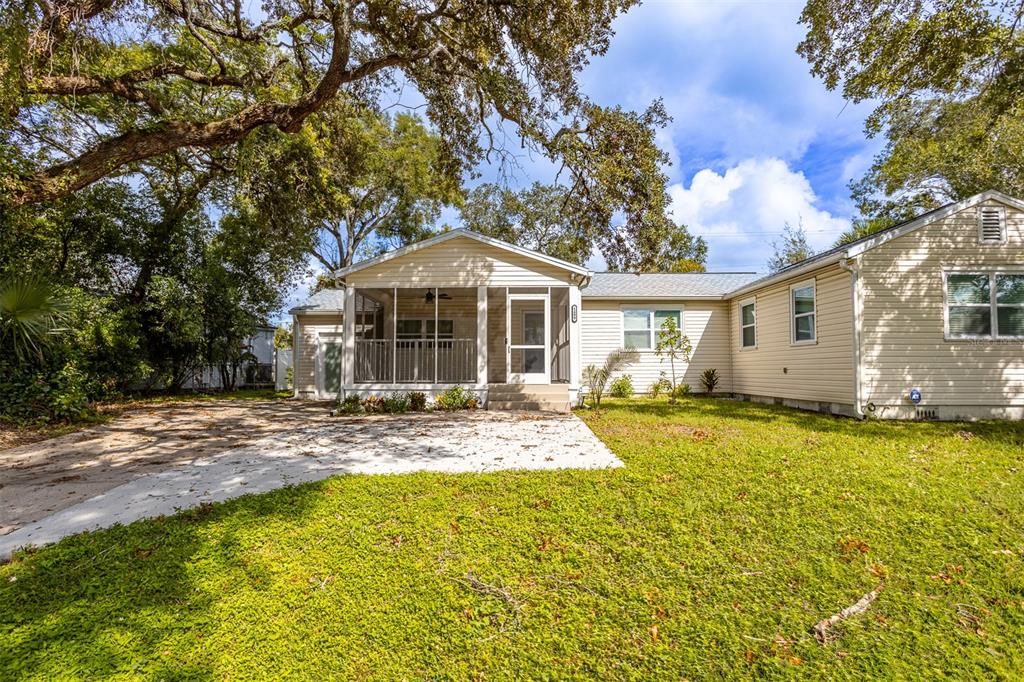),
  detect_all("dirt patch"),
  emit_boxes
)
[0,399,333,536]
